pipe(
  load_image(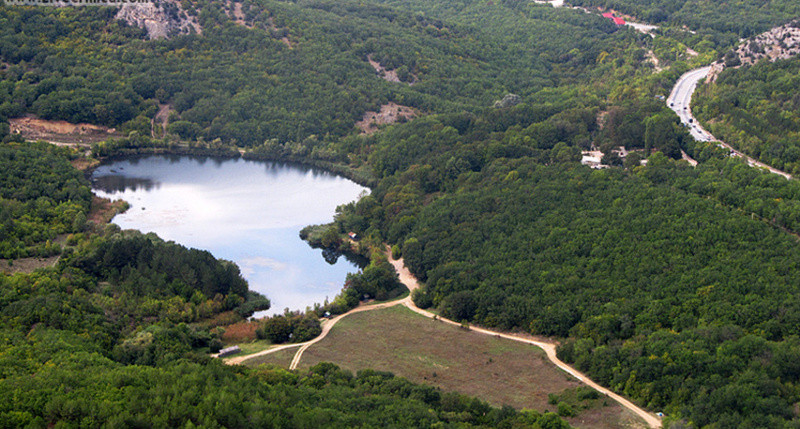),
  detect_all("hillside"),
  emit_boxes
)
[341,155,800,425]
[3,0,800,427]
[1,0,640,150]
[715,19,800,71]
[0,141,565,428]
[694,21,800,175]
